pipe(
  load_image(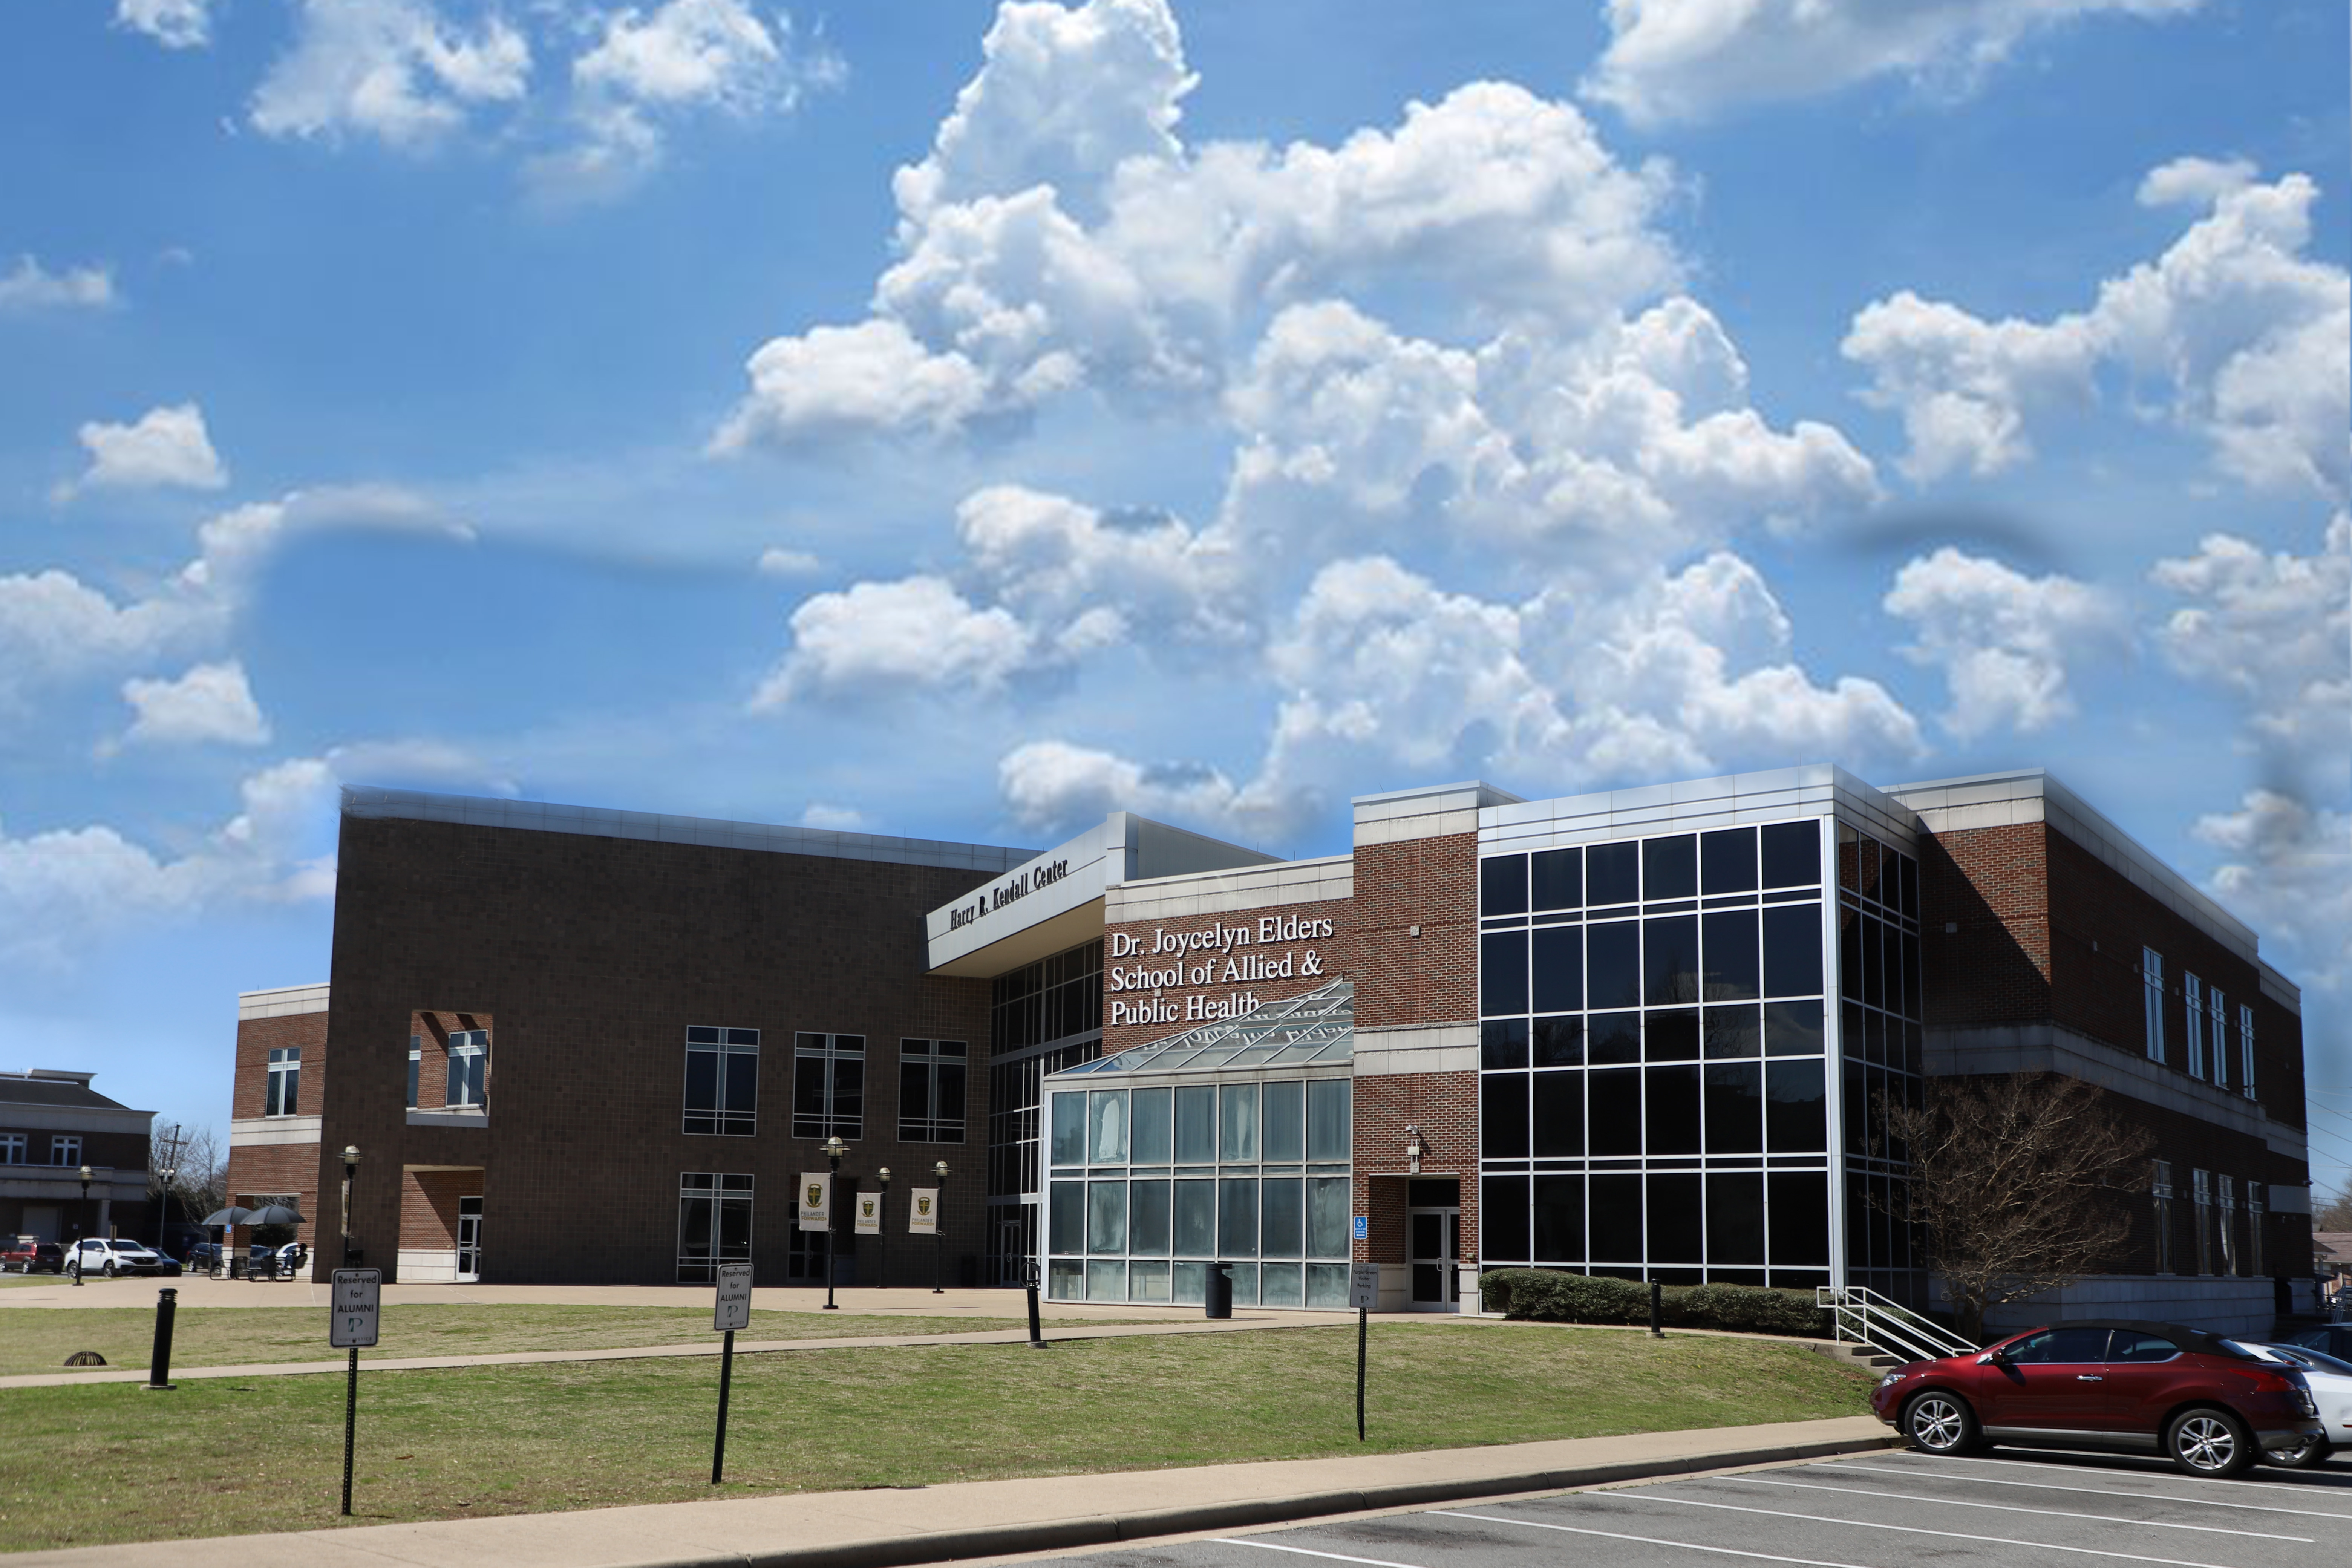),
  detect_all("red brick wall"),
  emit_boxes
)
[1917,822,2051,1027]
[1353,1070,1478,1261]
[233,1010,329,1121]
[1352,833,1476,1030]
[223,1142,321,1250]
[400,1169,475,1251]
[410,1009,494,1110]
[1101,899,1352,1055]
